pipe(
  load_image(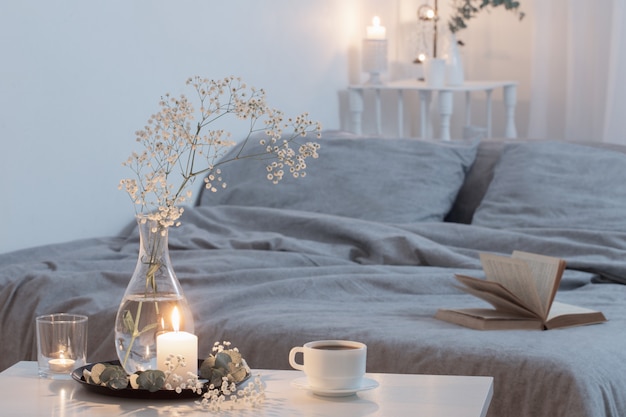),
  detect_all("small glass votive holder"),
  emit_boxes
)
[362,38,388,85]
[36,313,88,379]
